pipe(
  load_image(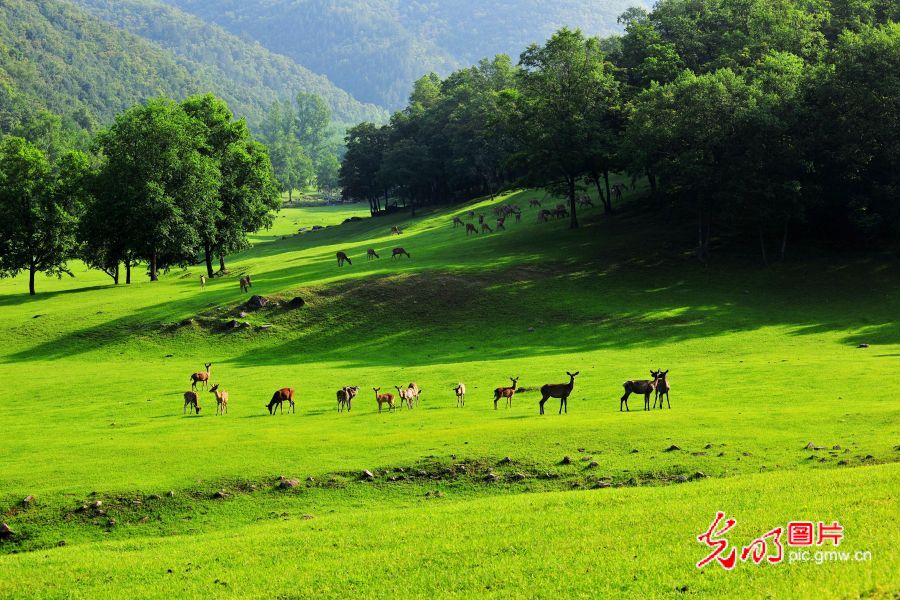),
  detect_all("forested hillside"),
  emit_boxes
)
[160,0,644,108]
[0,0,383,143]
